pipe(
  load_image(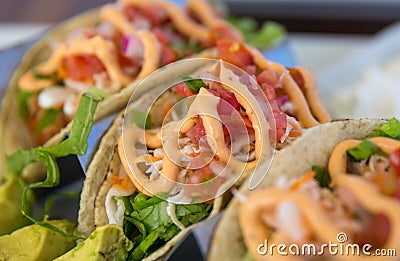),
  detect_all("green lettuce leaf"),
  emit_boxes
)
[5,90,103,239]
[347,140,386,161]
[131,110,152,130]
[369,118,400,139]
[122,193,212,260]
[312,165,331,188]
[229,17,286,50]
